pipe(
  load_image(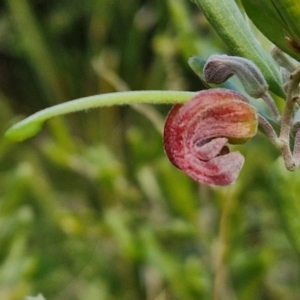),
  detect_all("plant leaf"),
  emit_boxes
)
[242,0,300,62]
[4,91,195,142]
[272,0,300,51]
